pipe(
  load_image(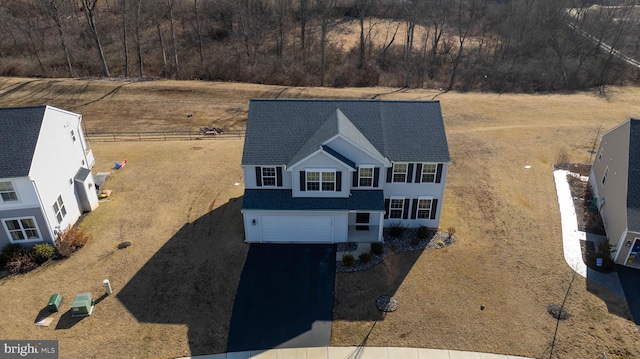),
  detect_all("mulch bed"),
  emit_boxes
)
[336,230,455,273]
